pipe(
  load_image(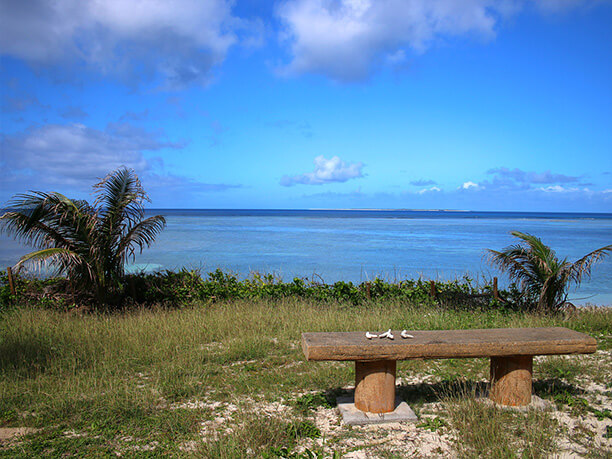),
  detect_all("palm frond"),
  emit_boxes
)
[566,244,612,285]
[489,230,612,312]
[15,247,85,276]
[93,168,150,264]
[94,167,148,227]
[0,191,92,250]
[509,231,554,277]
[116,215,166,264]
[487,242,541,293]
